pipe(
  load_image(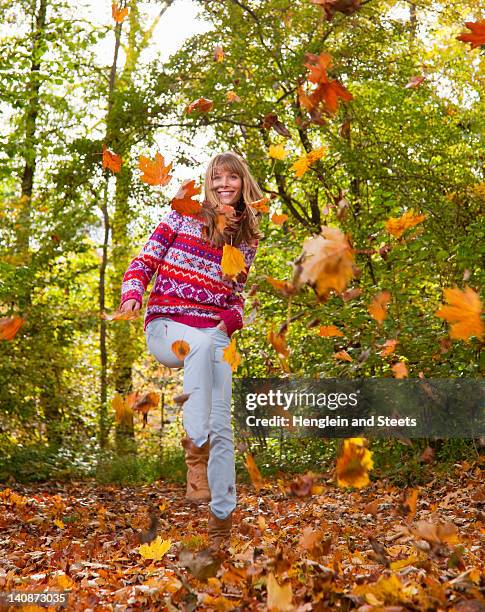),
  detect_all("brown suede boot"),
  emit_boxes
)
[207,508,233,551]
[182,435,211,504]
